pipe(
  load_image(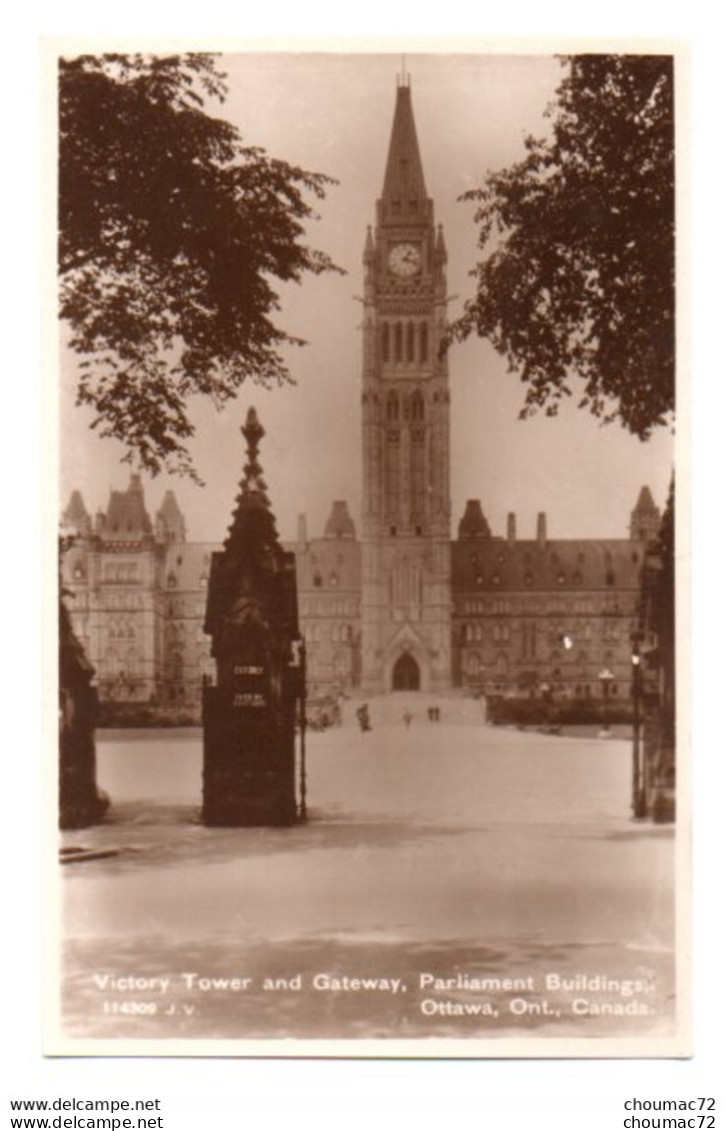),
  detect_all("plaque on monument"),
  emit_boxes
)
[201,408,304,826]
